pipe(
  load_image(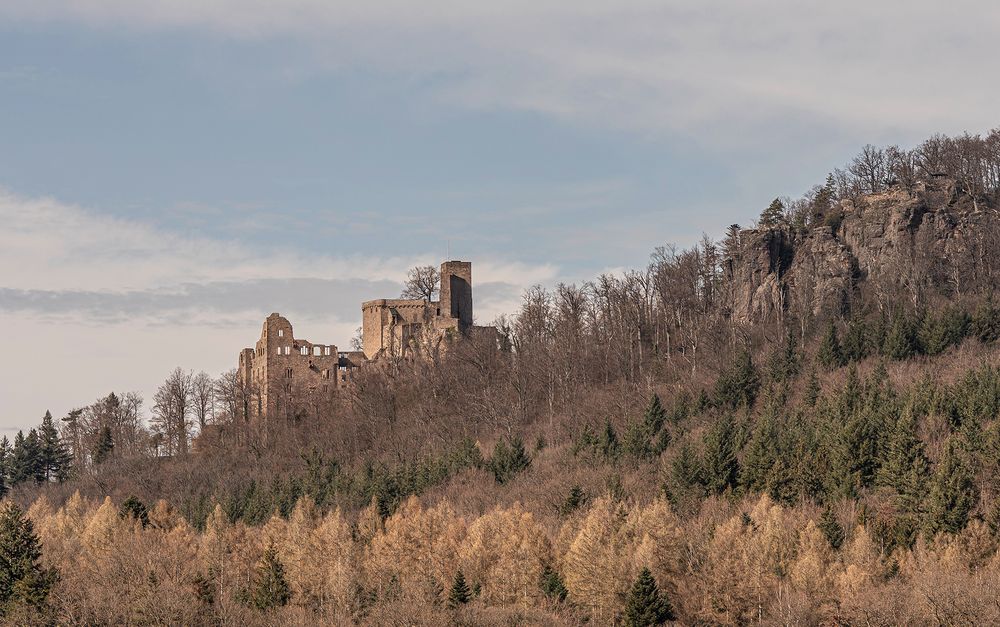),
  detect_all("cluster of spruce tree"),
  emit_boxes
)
[816,302,1000,369]
[0,412,71,497]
